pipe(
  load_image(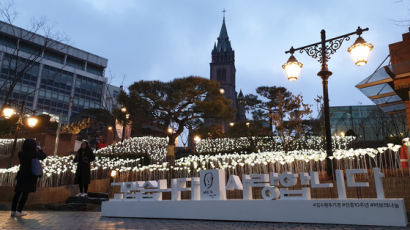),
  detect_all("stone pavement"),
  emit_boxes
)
[0,211,408,230]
